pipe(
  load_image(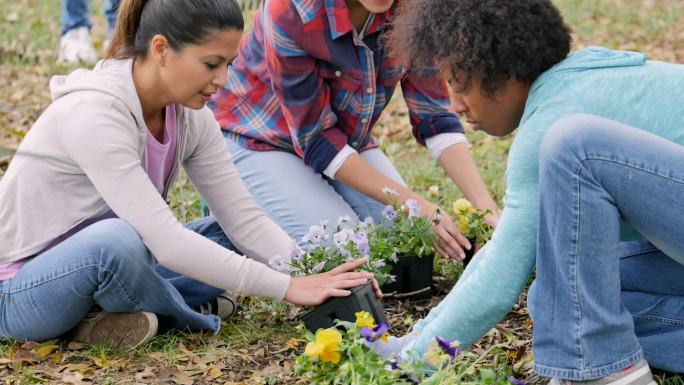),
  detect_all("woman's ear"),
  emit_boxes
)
[149,34,170,66]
